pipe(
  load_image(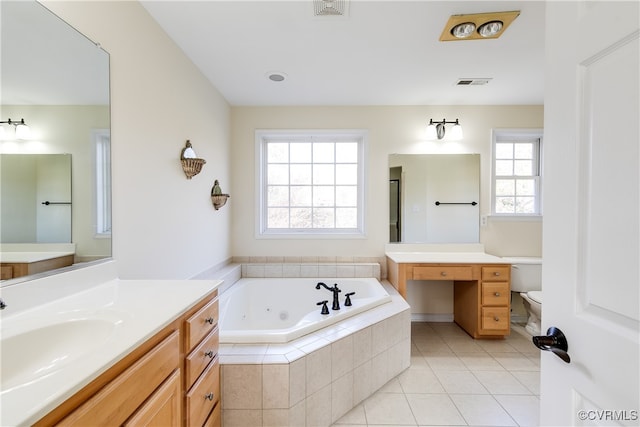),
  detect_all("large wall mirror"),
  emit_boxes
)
[389,154,480,243]
[1,1,111,284]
